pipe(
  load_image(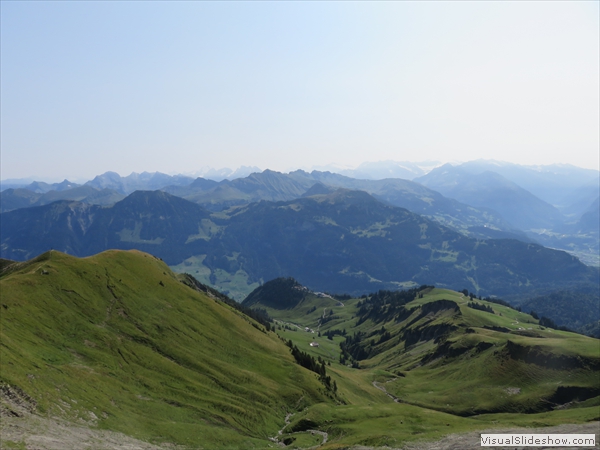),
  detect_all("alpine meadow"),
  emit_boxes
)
[1,2,599,449]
